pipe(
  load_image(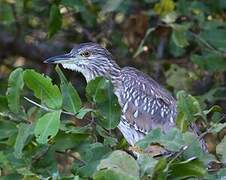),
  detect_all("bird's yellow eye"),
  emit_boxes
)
[80,51,91,57]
